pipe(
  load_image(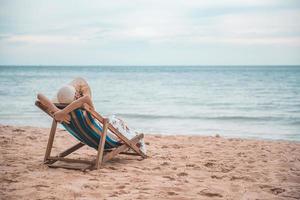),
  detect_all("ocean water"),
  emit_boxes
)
[0,65,299,141]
